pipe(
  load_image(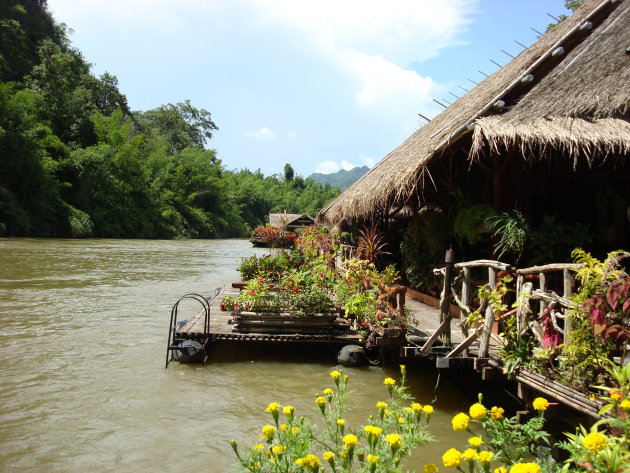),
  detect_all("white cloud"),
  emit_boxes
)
[314,161,341,174]
[314,154,376,174]
[340,50,438,108]
[245,127,277,141]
